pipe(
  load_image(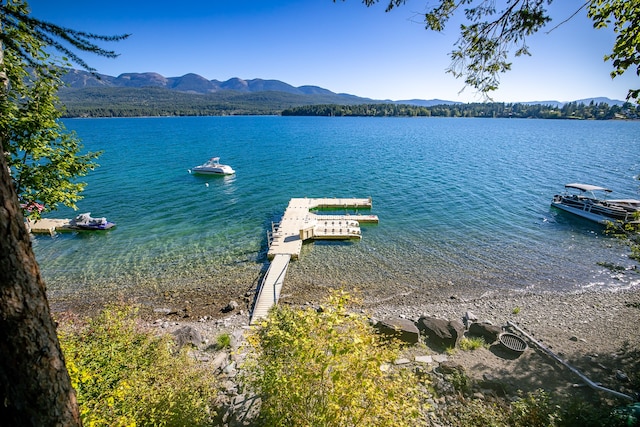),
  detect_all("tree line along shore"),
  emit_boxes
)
[57,87,638,119]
